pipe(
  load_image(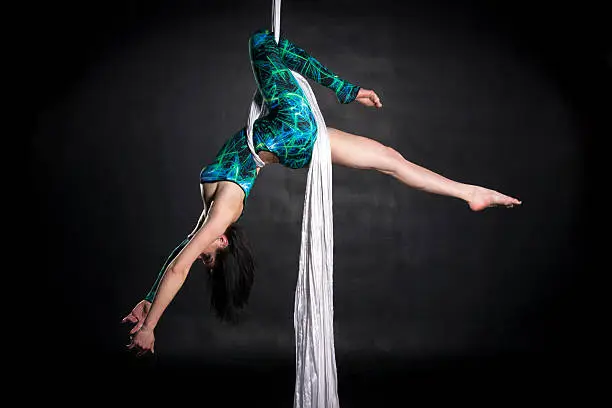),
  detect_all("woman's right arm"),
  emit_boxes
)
[143,208,207,303]
[122,237,191,334]
[127,186,244,354]
[144,238,190,303]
